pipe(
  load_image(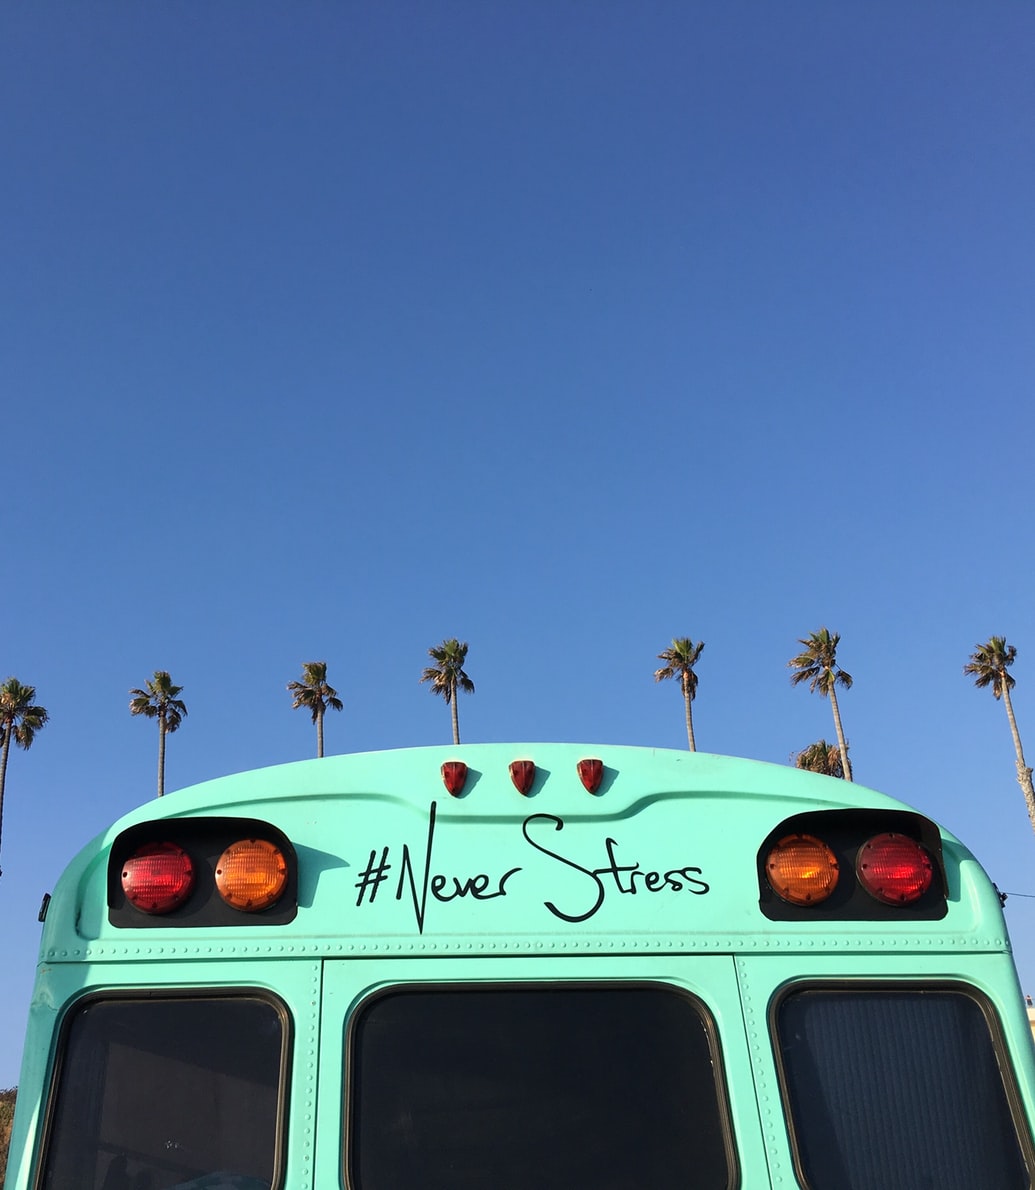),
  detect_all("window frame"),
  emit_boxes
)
[342,978,739,1190]
[35,988,293,1190]
[769,978,1035,1190]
